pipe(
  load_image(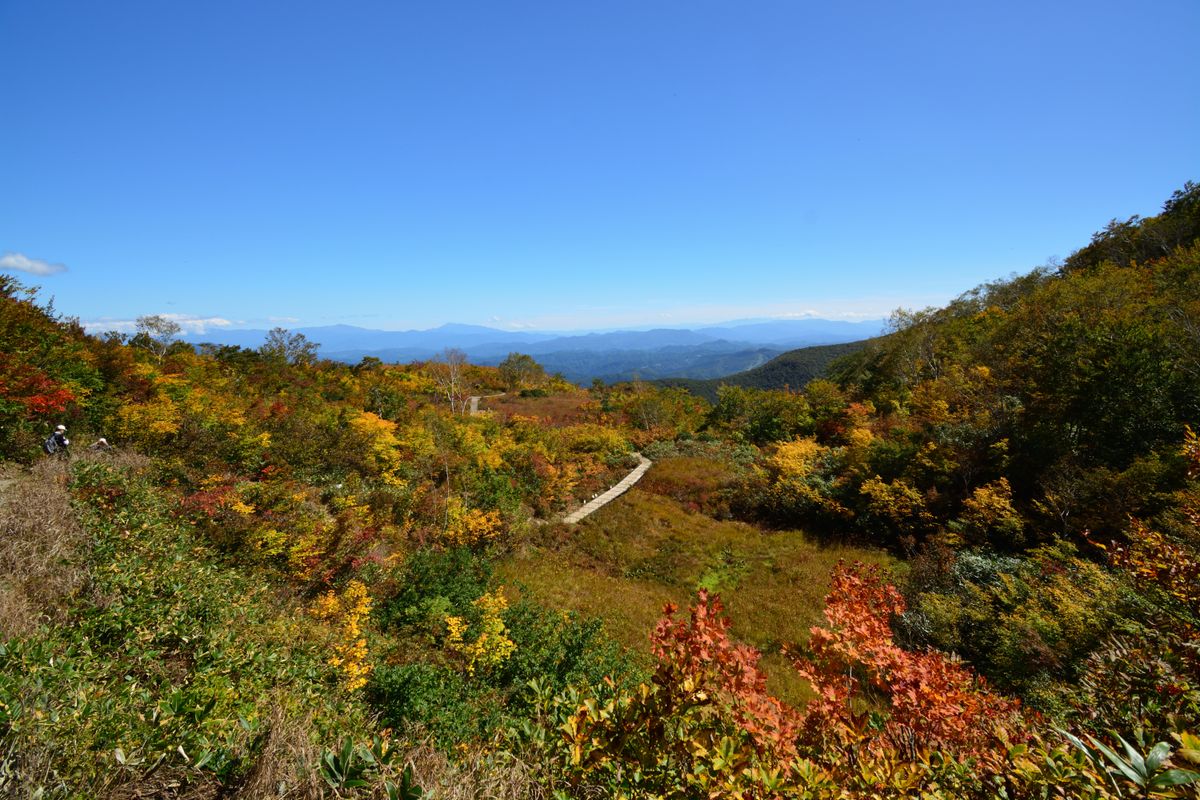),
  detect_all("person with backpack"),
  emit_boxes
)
[44,425,70,459]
